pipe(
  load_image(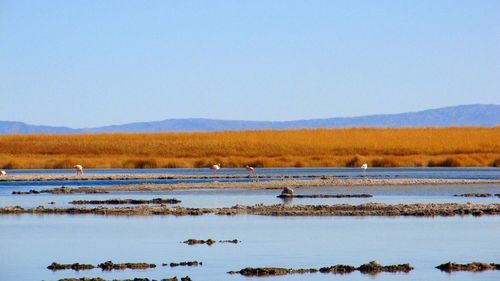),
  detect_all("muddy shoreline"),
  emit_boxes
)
[1,203,498,217]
